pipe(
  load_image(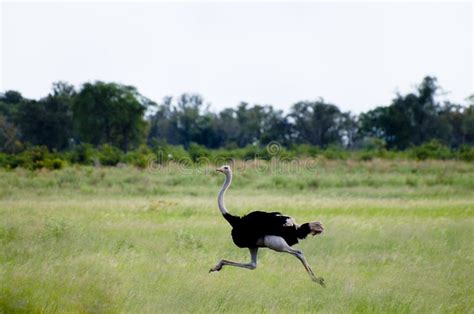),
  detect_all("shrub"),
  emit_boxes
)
[0,153,21,169]
[18,146,50,170]
[98,144,122,166]
[322,145,349,160]
[122,145,155,168]
[409,140,452,160]
[458,145,474,162]
[357,152,374,161]
[209,148,239,163]
[188,143,210,162]
[290,144,321,157]
[45,158,65,170]
[6,146,68,170]
[67,143,94,165]
[152,144,190,164]
[241,145,261,160]
[360,137,386,151]
[259,143,292,160]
